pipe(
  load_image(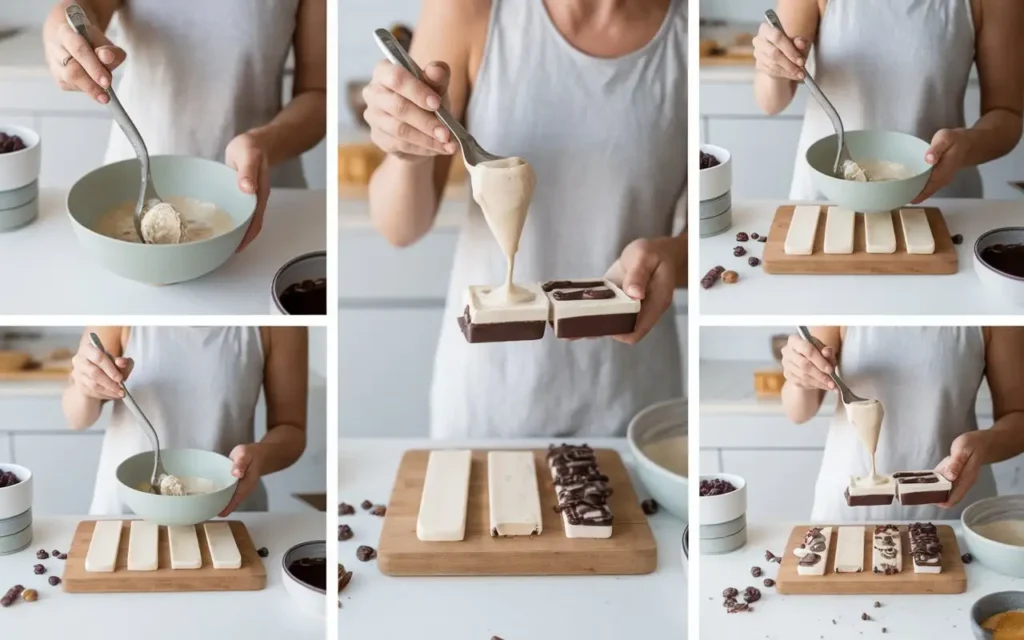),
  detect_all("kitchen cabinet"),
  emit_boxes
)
[14,433,104,514]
